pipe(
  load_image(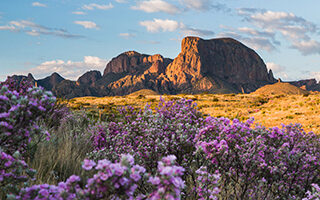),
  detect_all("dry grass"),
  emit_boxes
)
[67,93,320,134]
[27,115,94,185]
